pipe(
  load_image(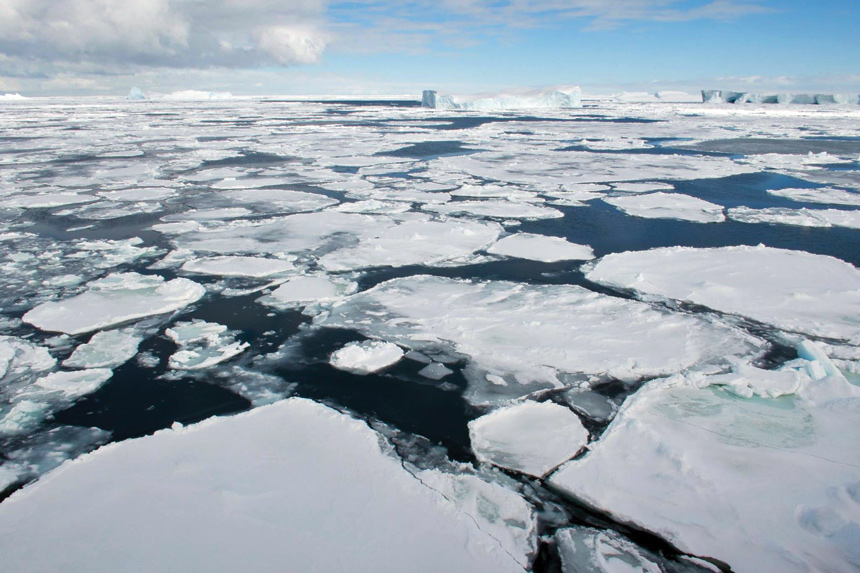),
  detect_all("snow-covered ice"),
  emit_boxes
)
[487,234,594,262]
[166,320,249,370]
[316,276,764,404]
[329,340,405,374]
[549,350,860,572]
[23,273,206,335]
[423,200,564,220]
[0,398,527,572]
[181,256,294,278]
[32,369,113,400]
[587,245,860,340]
[768,186,860,206]
[469,401,588,478]
[264,275,356,308]
[554,528,663,573]
[602,192,725,223]
[728,206,860,229]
